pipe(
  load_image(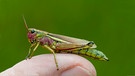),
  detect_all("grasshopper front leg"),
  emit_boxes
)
[43,45,59,70]
[26,42,40,59]
[26,44,35,59]
[29,42,40,59]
